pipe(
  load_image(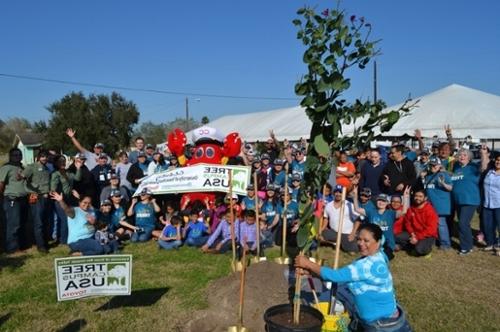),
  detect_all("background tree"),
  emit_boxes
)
[201,116,210,125]
[43,91,139,156]
[0,117,33,154]
[133,117,201,145]
[293,6,417,249]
